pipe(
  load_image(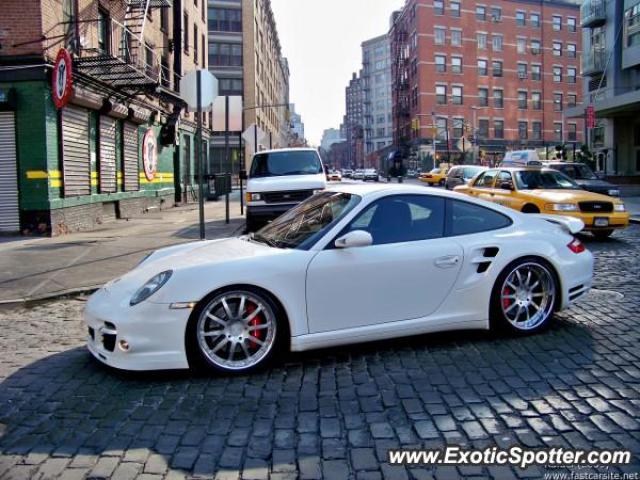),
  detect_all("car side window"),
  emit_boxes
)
[473,170,498,188]
[497,171,514,189]
[344,195,445,245]
[446,199,513,236]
